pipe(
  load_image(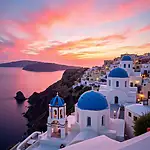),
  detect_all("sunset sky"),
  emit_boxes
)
[0,0,150,67]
